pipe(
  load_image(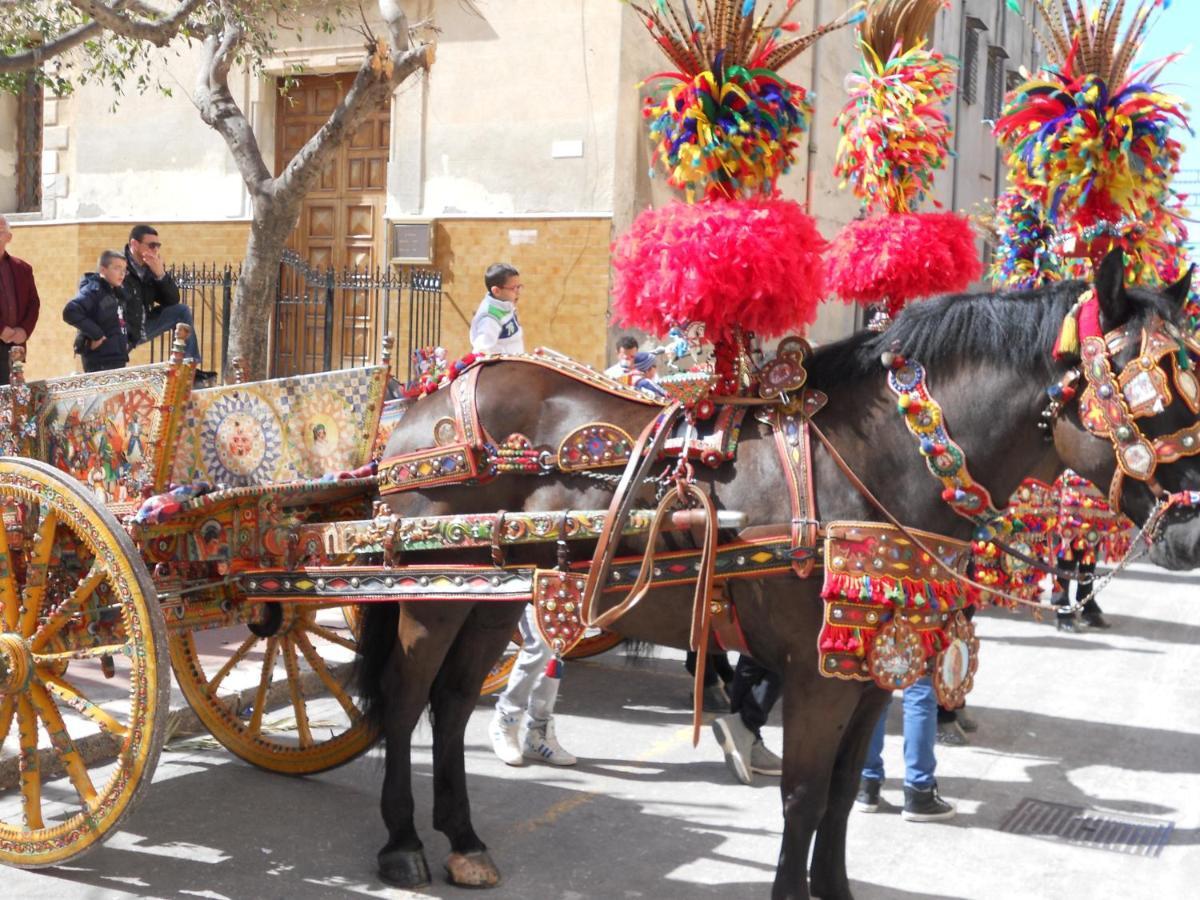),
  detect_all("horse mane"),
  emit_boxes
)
[807,281,1083,387]
[806,277,1184,388]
